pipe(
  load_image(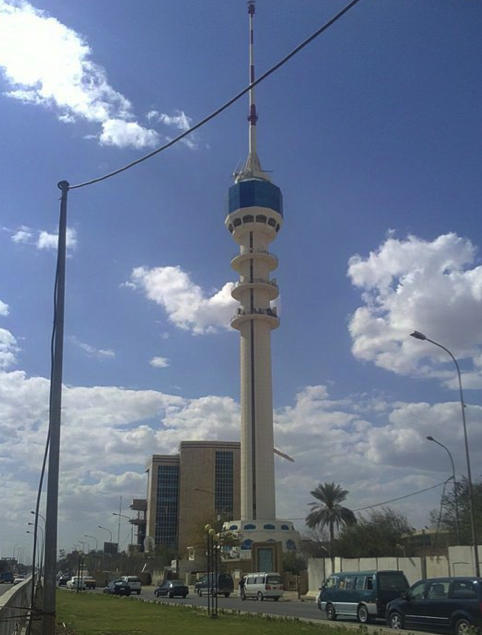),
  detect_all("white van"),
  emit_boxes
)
[119,575,142,595]
[241,572,283,601]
